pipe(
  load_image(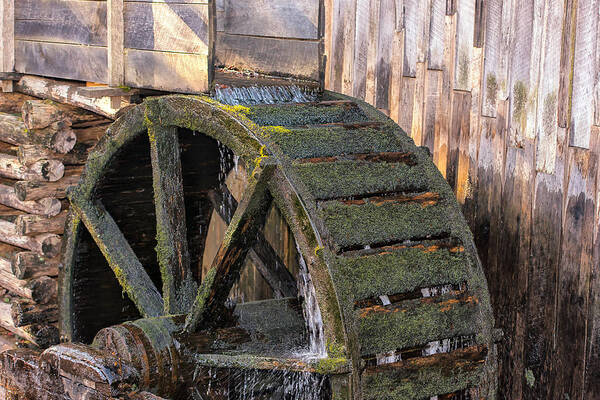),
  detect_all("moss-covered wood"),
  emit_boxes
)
[148,124,196,314]
[56,92,496,398]
[69,198,164,318]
